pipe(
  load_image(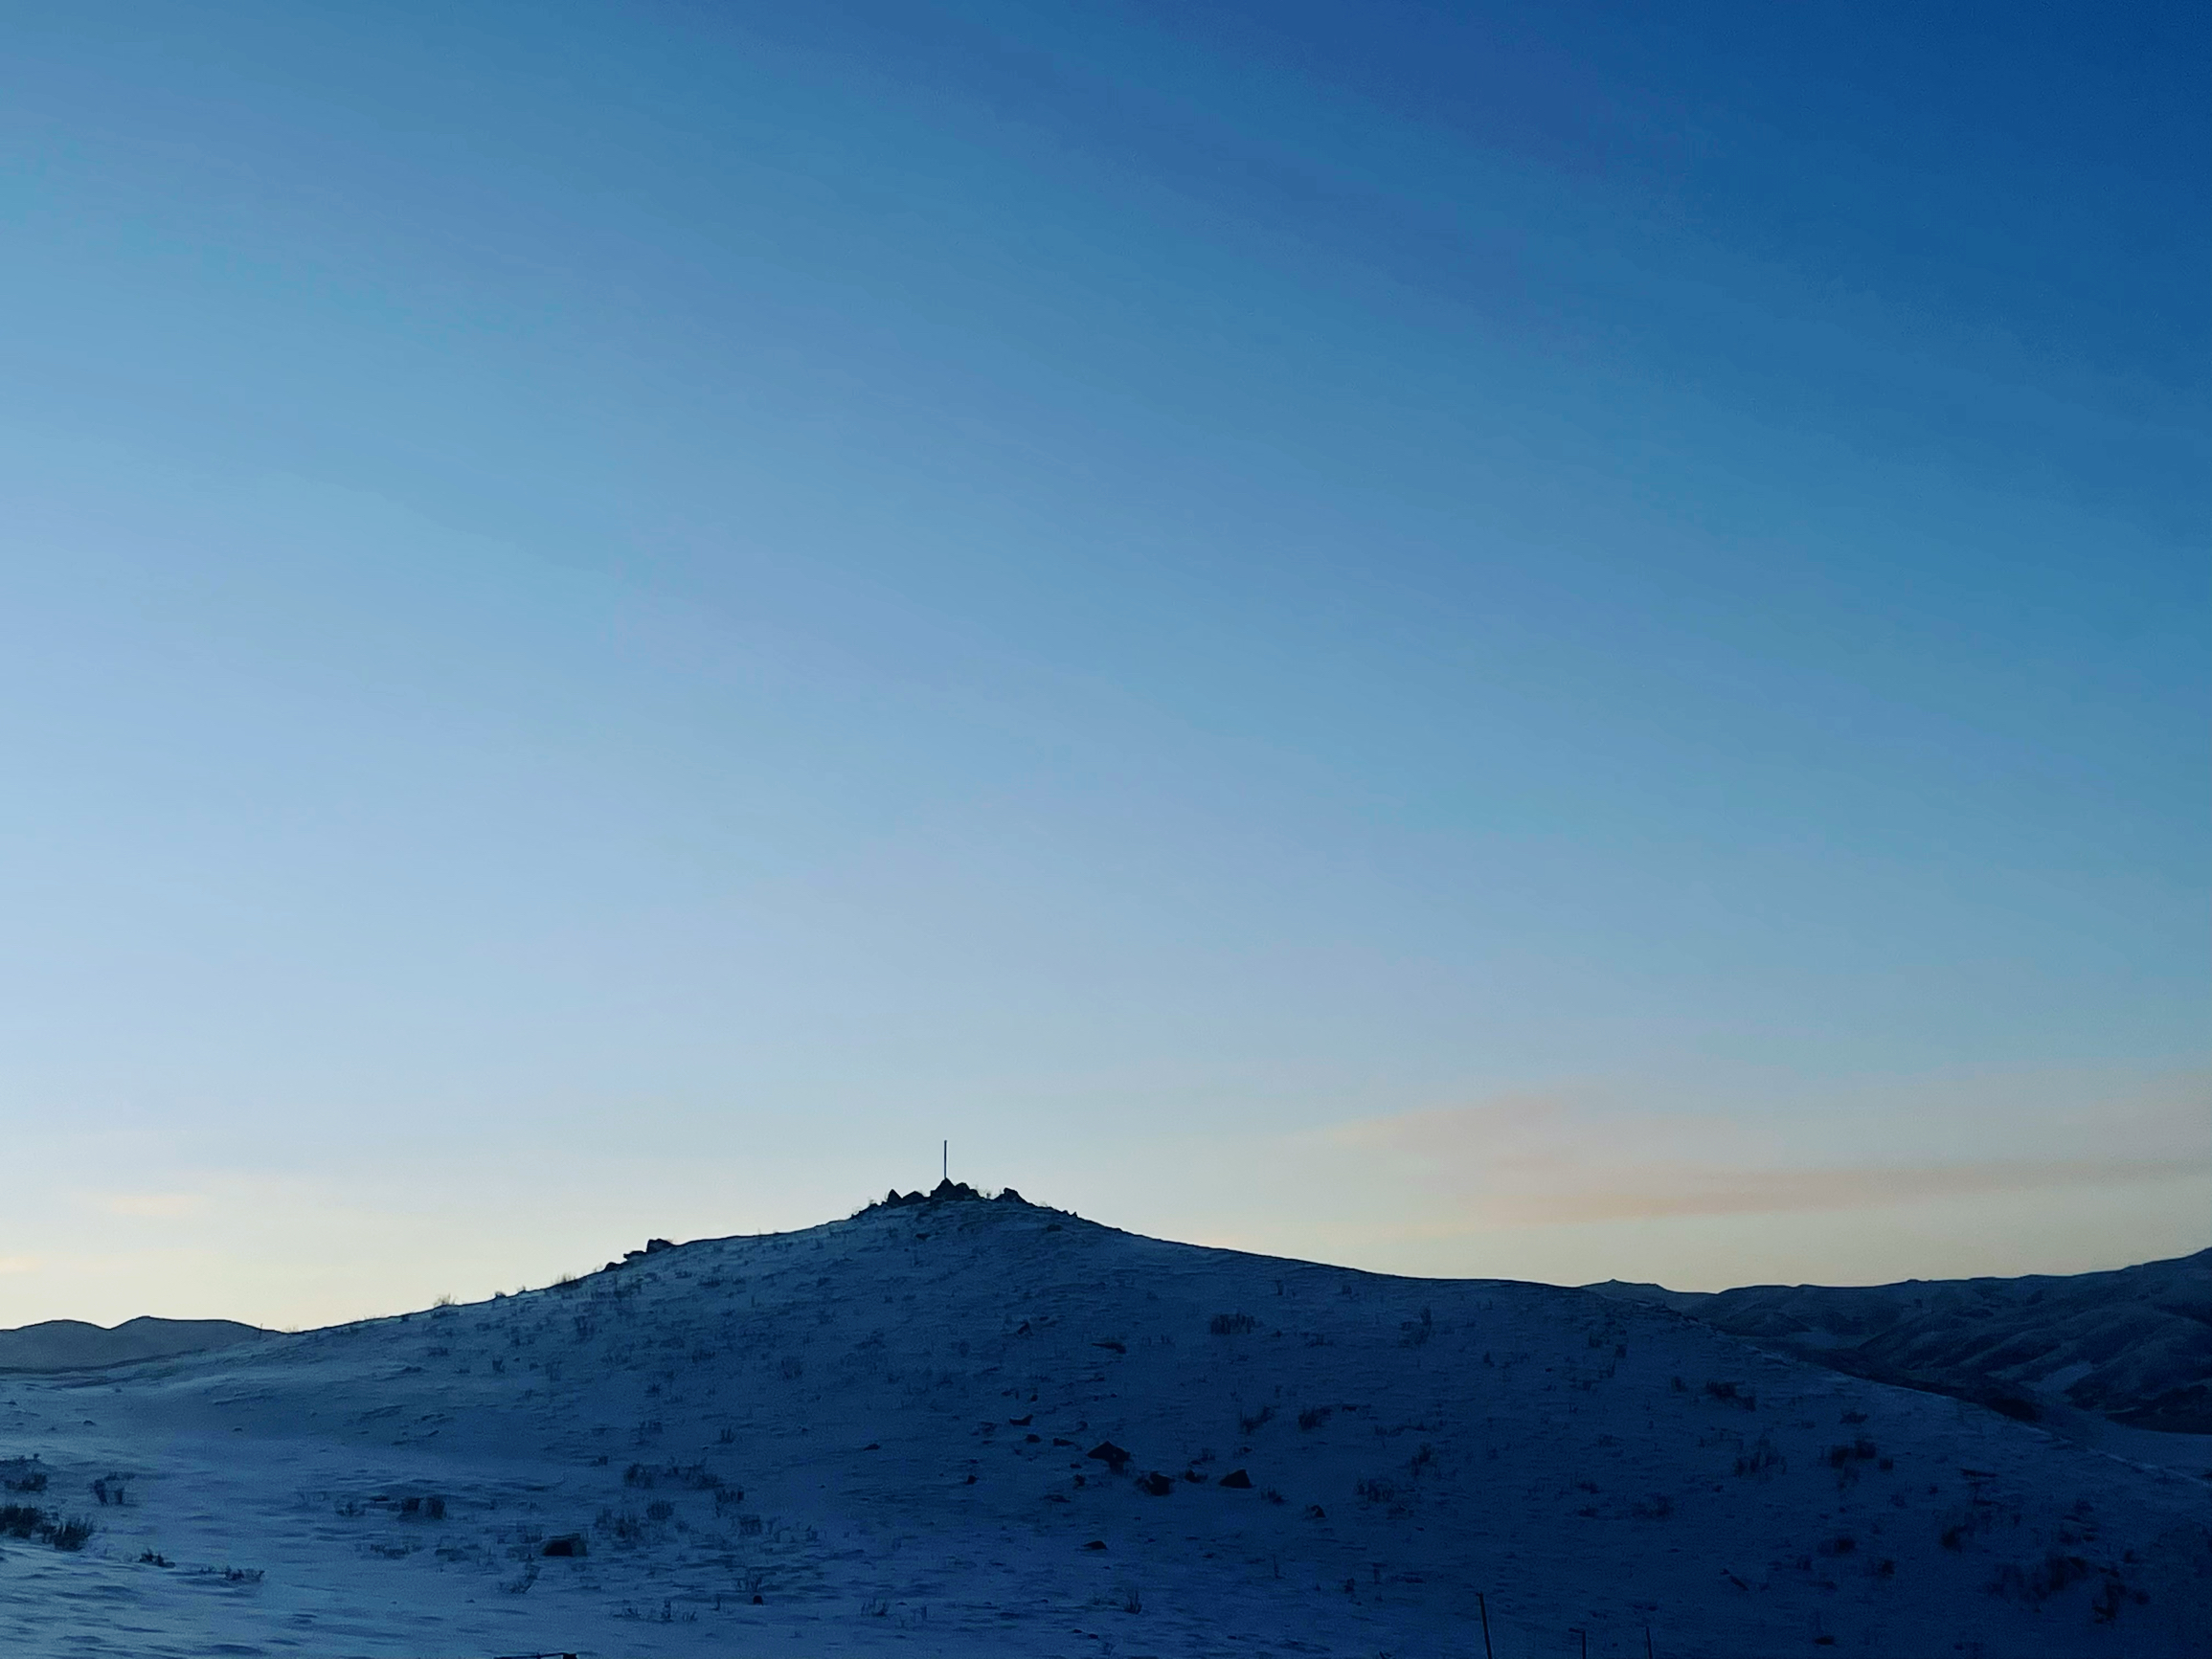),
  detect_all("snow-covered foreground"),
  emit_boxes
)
[1,1198,2205,1657]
